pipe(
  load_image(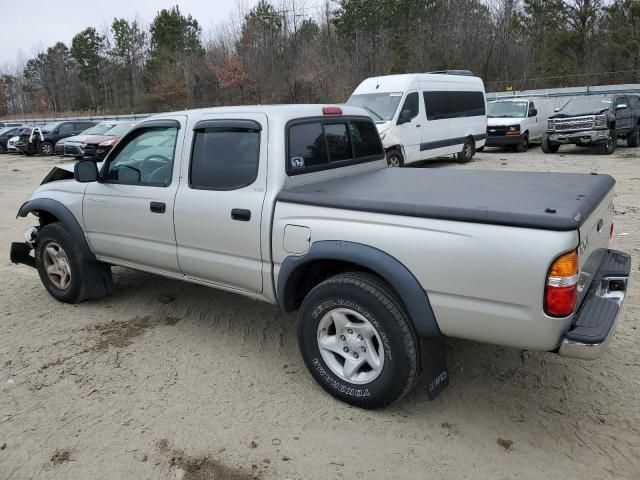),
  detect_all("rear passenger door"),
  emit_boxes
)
[173,114,267,293]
